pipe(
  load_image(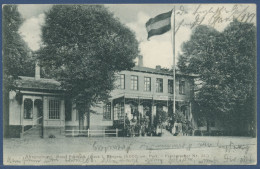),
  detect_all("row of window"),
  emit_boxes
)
[119,74,186,94]
[24,98,83,121]
[50,100,79,121]
[103,103,189,121]
[24,99,60,120]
